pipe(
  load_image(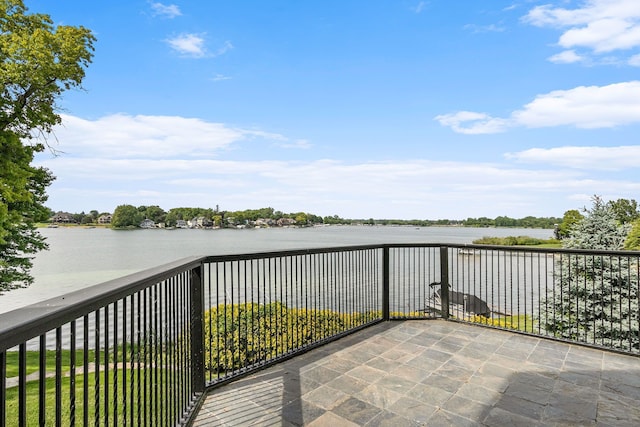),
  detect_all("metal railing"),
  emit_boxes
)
[0,256,206,427]
[1,243,639,426]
